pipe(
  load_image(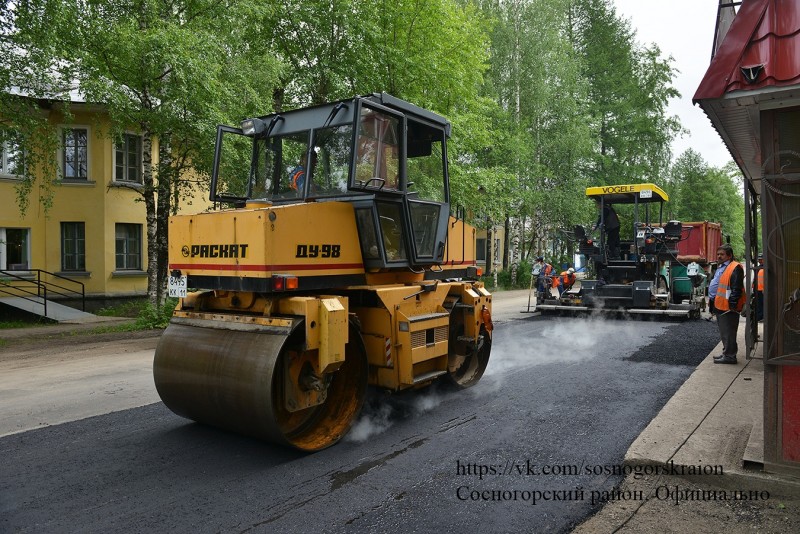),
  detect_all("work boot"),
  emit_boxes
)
[713,356,737,364]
